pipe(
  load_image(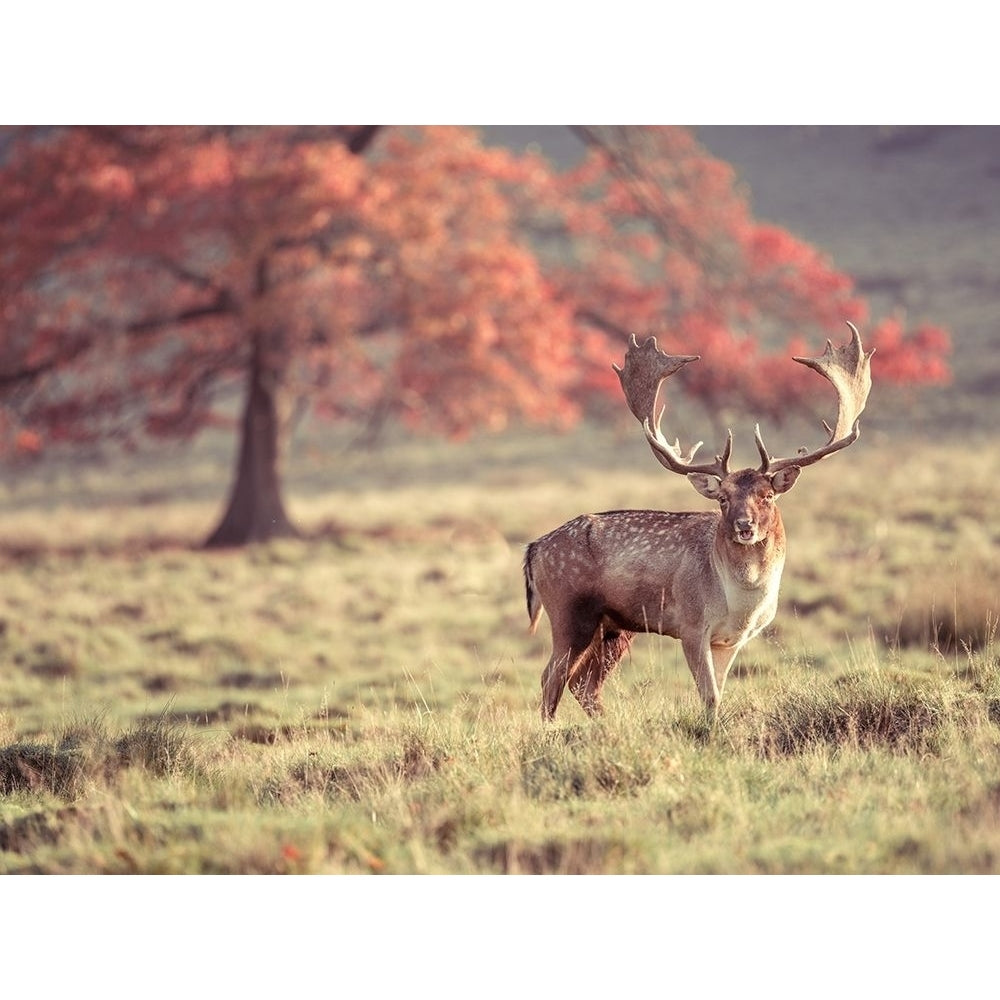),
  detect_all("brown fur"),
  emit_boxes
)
[524,466,798,720]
